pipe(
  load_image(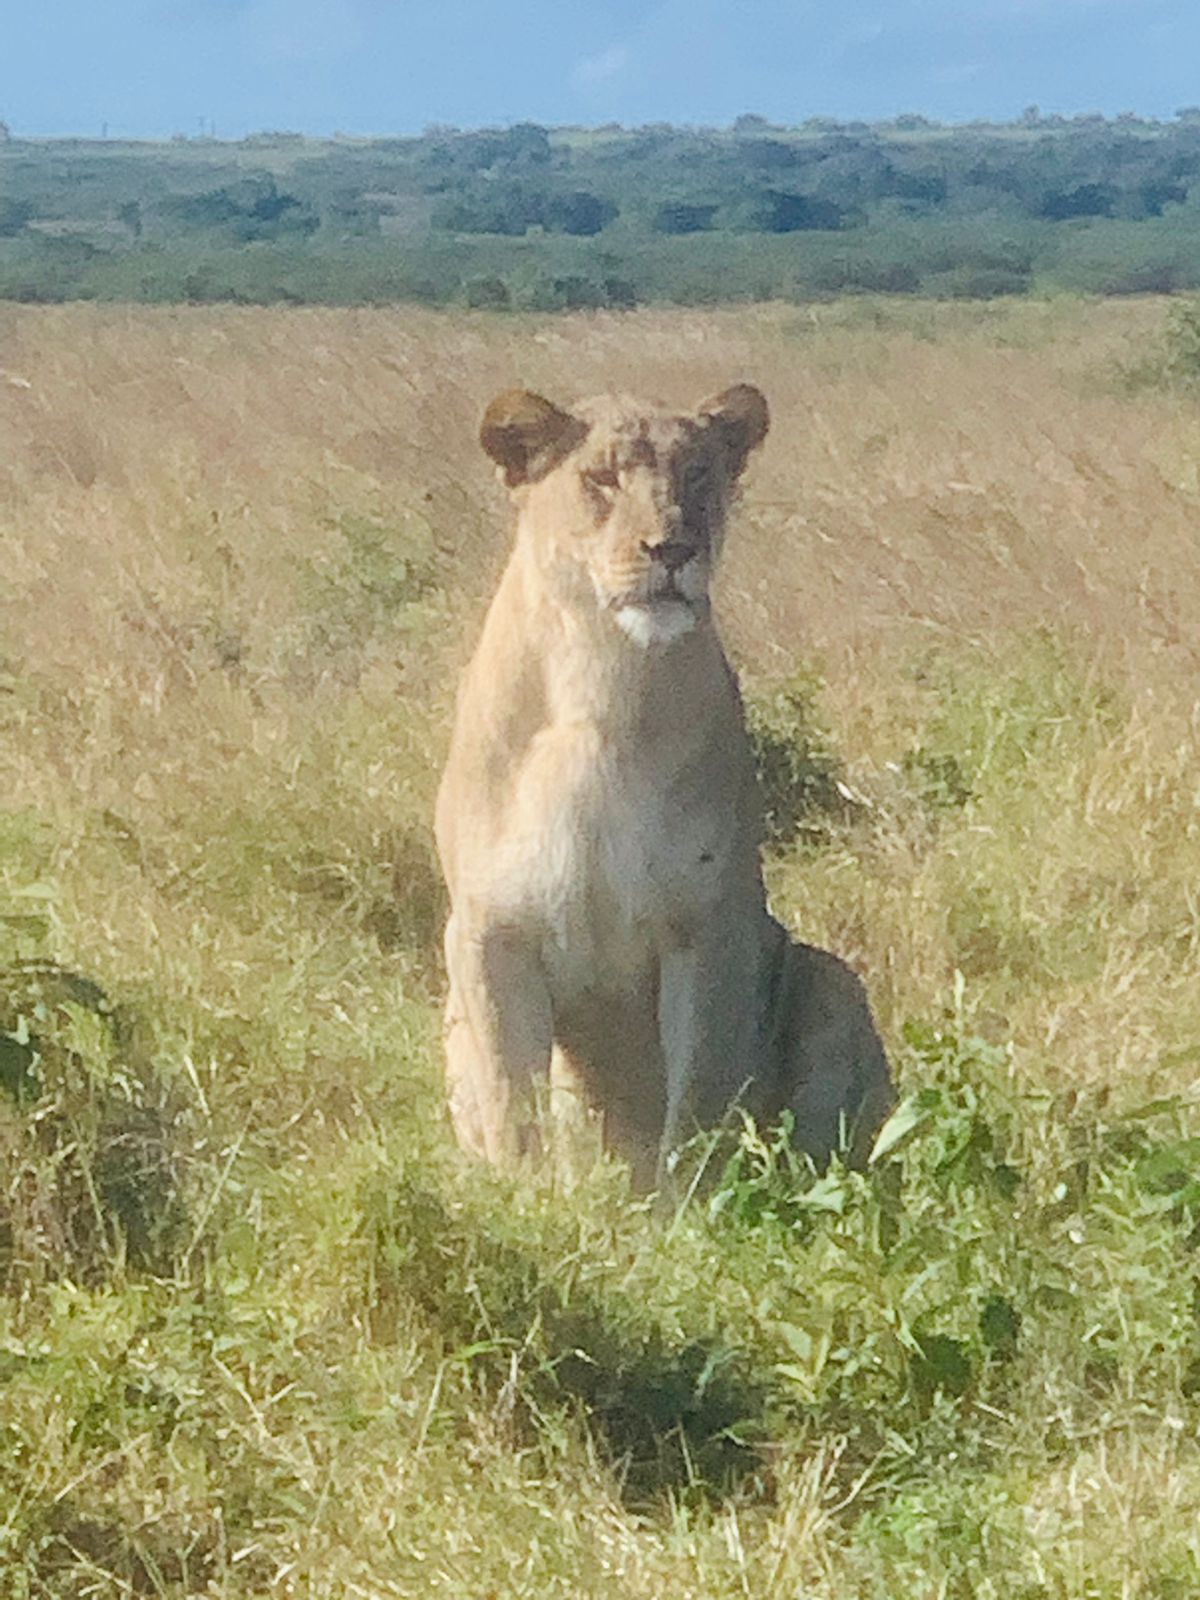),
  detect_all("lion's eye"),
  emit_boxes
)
[584,467,621,494]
